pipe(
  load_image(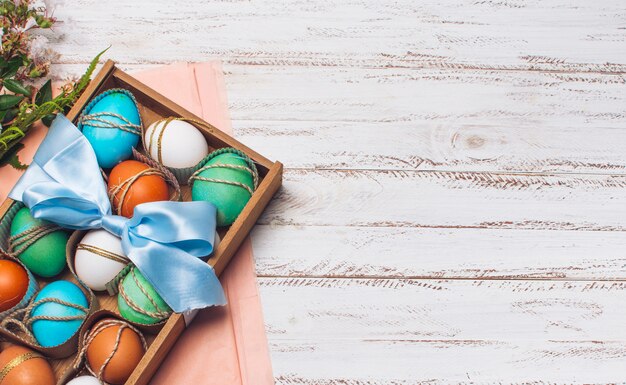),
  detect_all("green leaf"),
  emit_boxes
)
[0,95,23,110]
[0,143,27,170]
[42,114,55,127]
[2,57,23,78]
[35,79,52,105]
[75,47,110,94]
[3,107,18,123]
[3,79,31,96]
